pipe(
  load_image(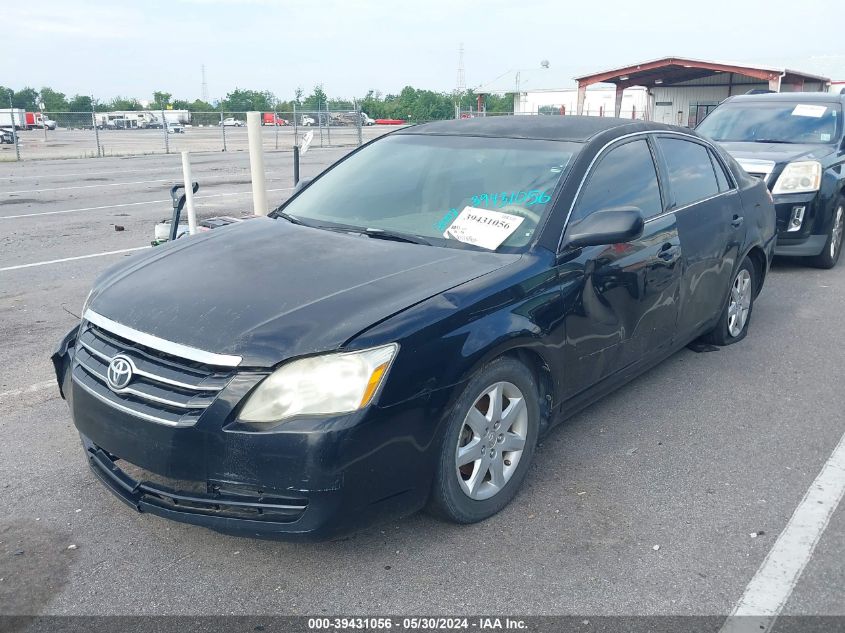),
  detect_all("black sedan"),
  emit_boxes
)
[697,92,845,268]
[53,116,775,540]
